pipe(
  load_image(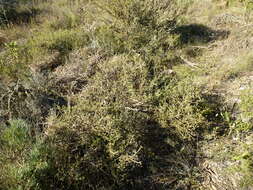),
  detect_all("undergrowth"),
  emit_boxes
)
[1,0,251,190]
